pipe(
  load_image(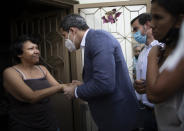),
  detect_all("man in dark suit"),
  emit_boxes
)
[60,14,138,131]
